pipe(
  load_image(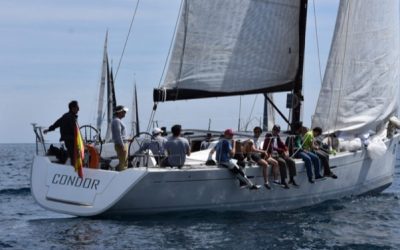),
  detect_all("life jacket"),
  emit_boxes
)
[85,144,100,169]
